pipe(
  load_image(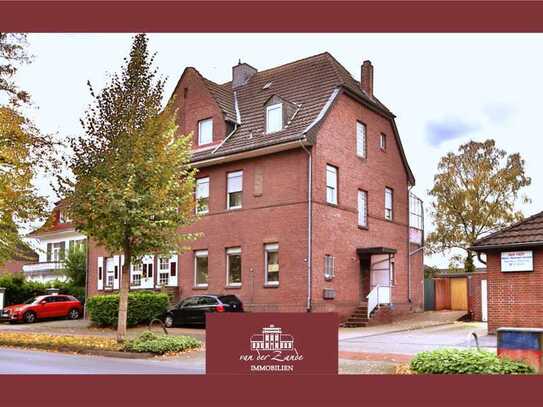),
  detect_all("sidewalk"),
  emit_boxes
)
[339,310,468,341]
